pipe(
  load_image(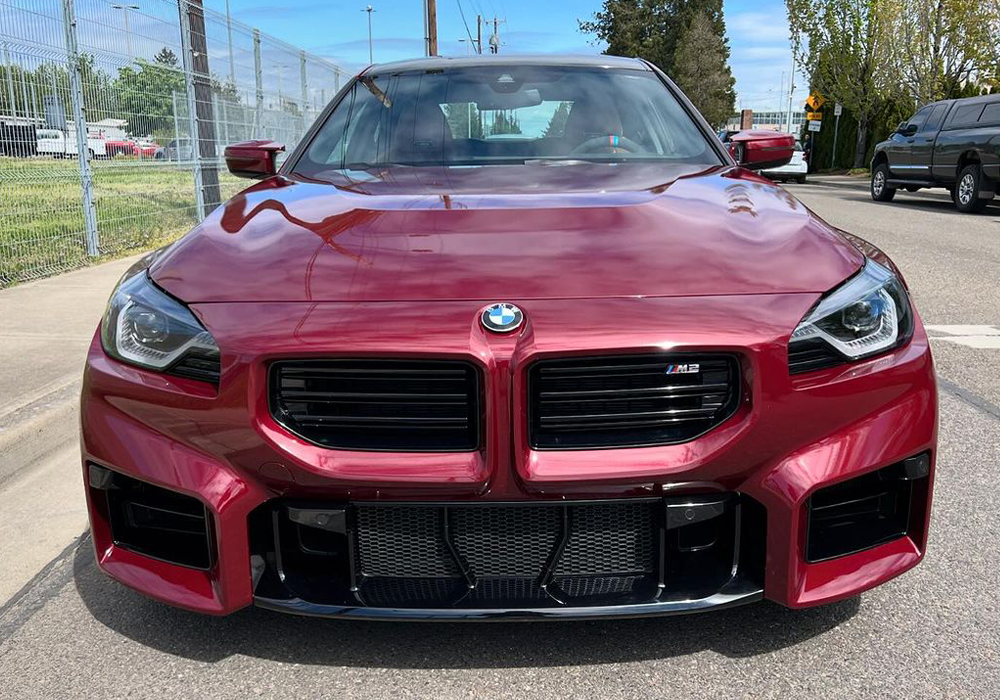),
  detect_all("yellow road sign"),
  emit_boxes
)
[805,94,826,111]
[806,111,823,121]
